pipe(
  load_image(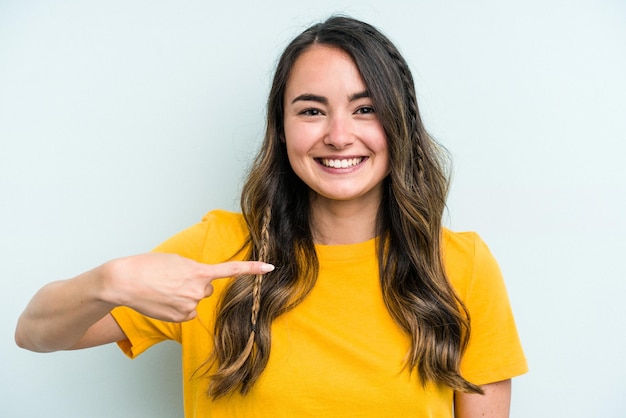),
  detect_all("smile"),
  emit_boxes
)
[318,157,364,168]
